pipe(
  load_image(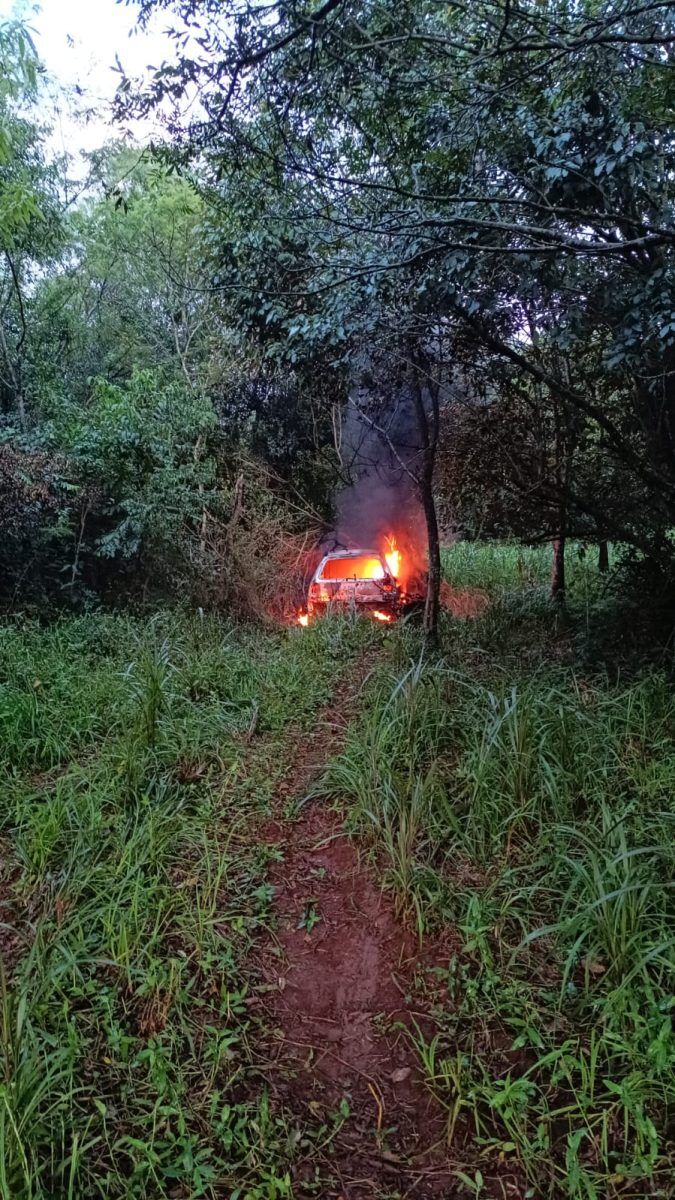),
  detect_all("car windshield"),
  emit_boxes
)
[319,555,385,581]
